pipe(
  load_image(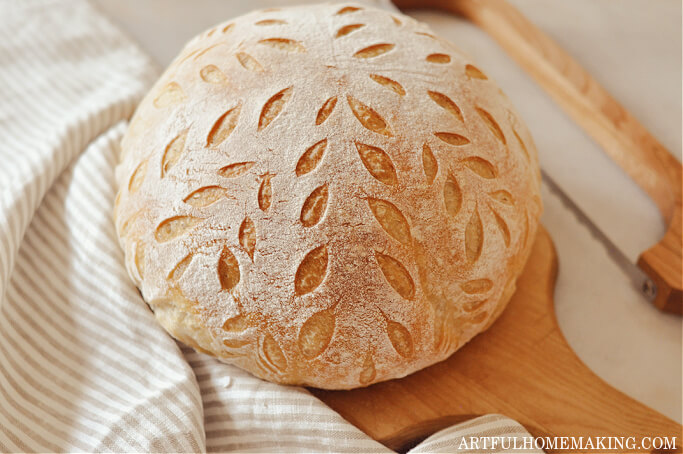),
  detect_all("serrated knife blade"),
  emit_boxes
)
[541,169,657,302]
